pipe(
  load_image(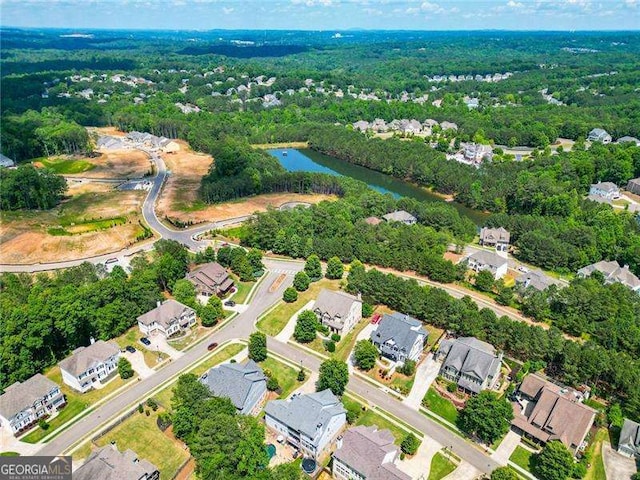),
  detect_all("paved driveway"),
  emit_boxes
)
[122,350,155,379]
[443,460,482,480]
[0,424,41,456]
[397,439,443,479]
[491,430,521,465]
[602,442,638,480]
[148,333,183,359]
[403,353,440,410]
